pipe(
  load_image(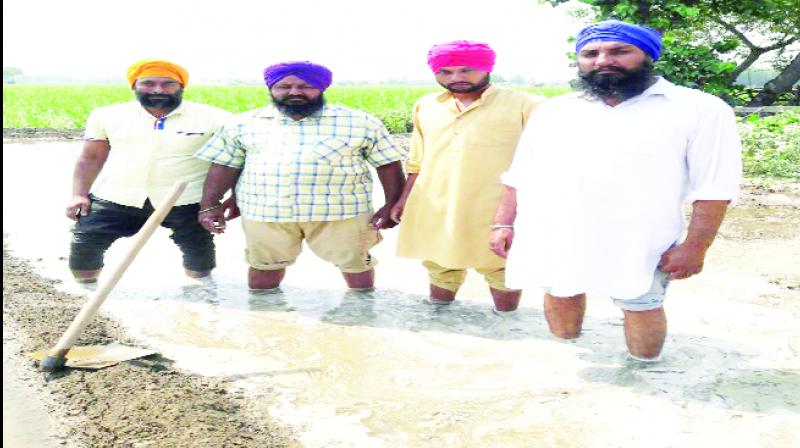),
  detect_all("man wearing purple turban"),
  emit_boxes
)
[493,21,742,361]
[391,41,545,312]
[194,61,406,291]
